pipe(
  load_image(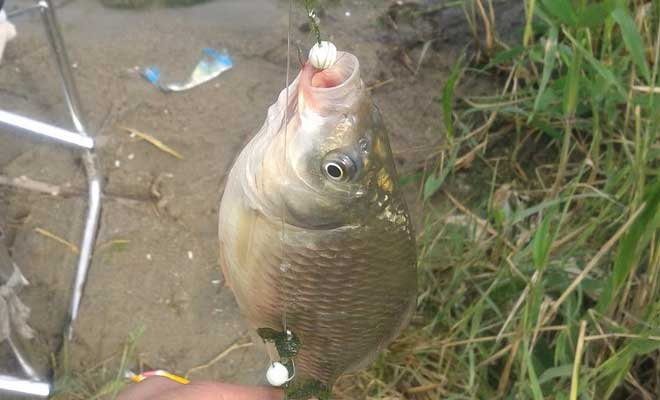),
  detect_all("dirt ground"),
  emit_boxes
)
[0,0,522,396]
